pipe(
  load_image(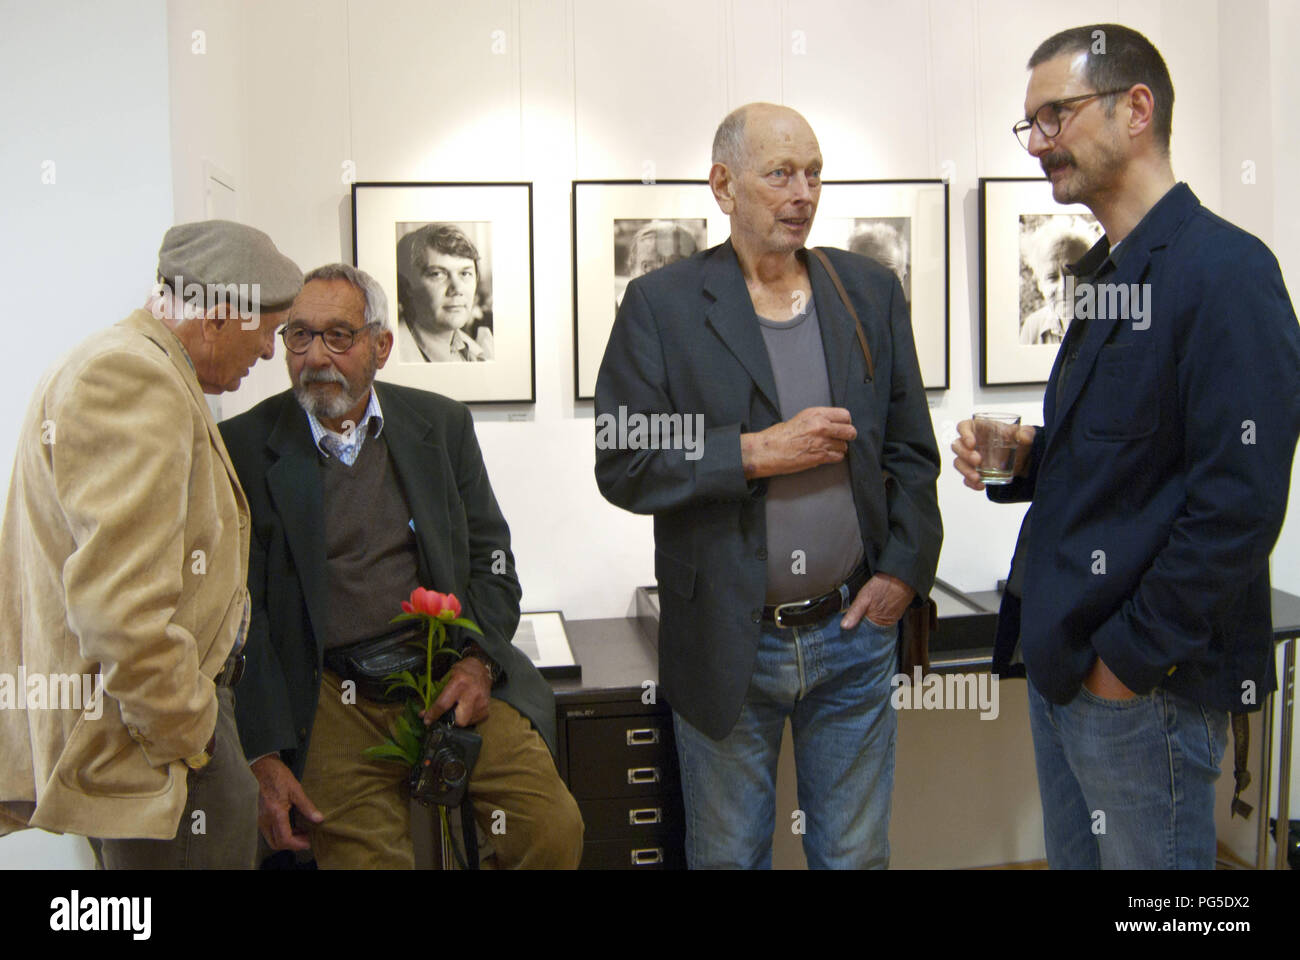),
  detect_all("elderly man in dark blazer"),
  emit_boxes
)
[955,24,1300,869]
[220,263,581,869]
[595,103,942,869]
